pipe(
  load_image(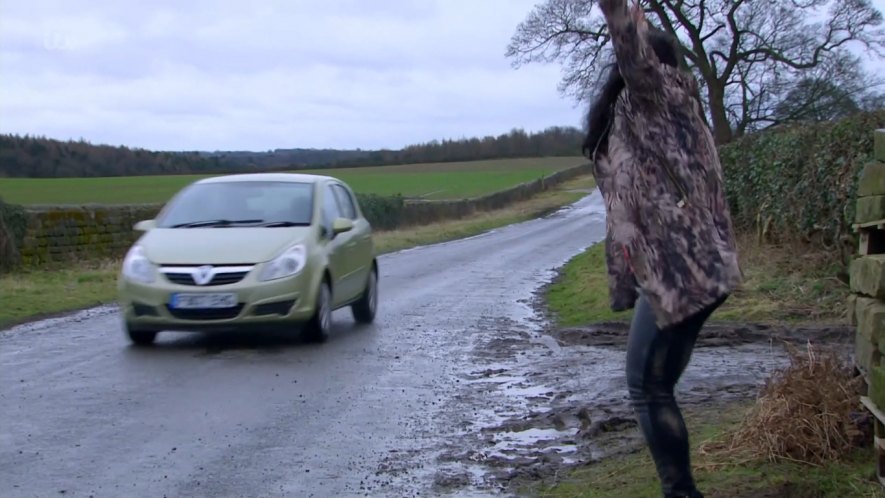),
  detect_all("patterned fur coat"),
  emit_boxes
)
[592,0,742,328]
